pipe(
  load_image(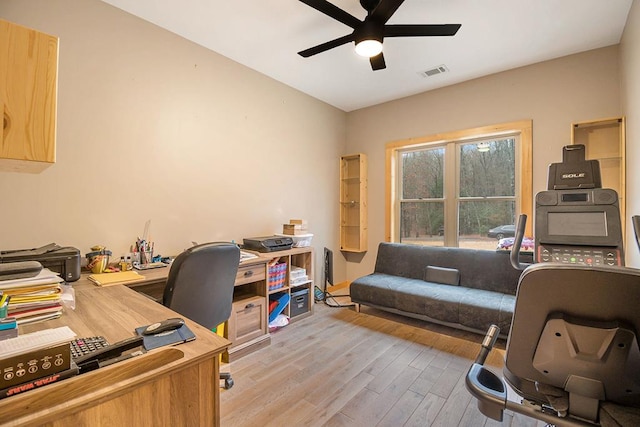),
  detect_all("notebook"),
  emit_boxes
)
[87,271,146,287]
